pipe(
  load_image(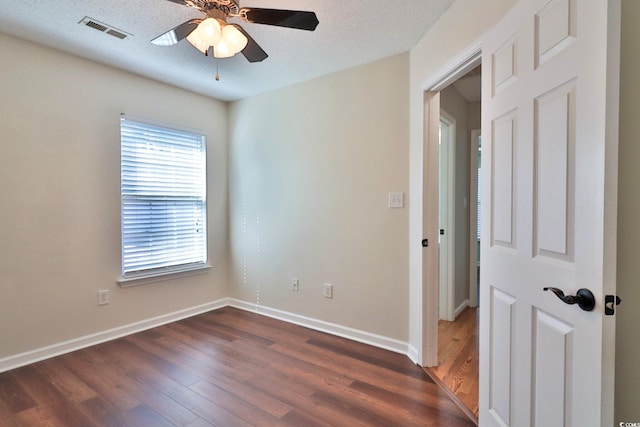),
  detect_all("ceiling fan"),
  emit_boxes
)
[151,0,319,63]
